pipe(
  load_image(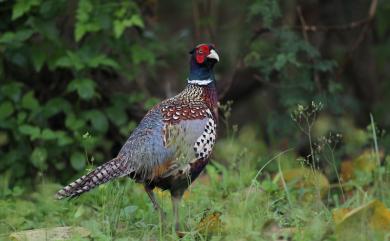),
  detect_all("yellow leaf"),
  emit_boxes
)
[274,167,329,201]
[340,148,384,182]
[196,211,224,235]
[334,199,390,241]
[340,161,354,182]
[332,208,352,225]
[353,149,382,173]
[371,200,390,230]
